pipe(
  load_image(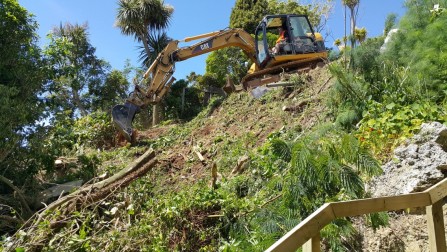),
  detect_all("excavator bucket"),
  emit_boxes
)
[112,102,140,142]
